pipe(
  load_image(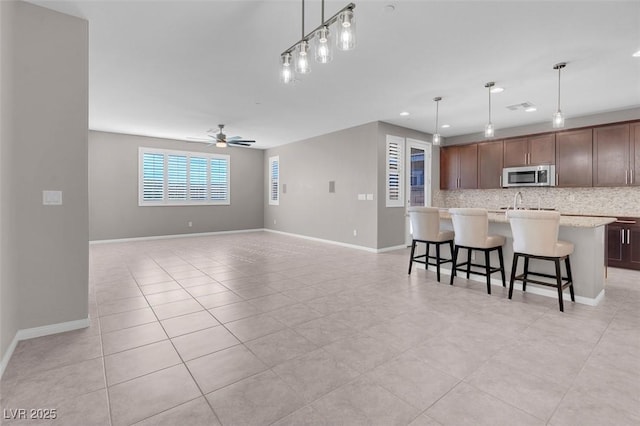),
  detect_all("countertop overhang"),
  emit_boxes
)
[438,209,616,228]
